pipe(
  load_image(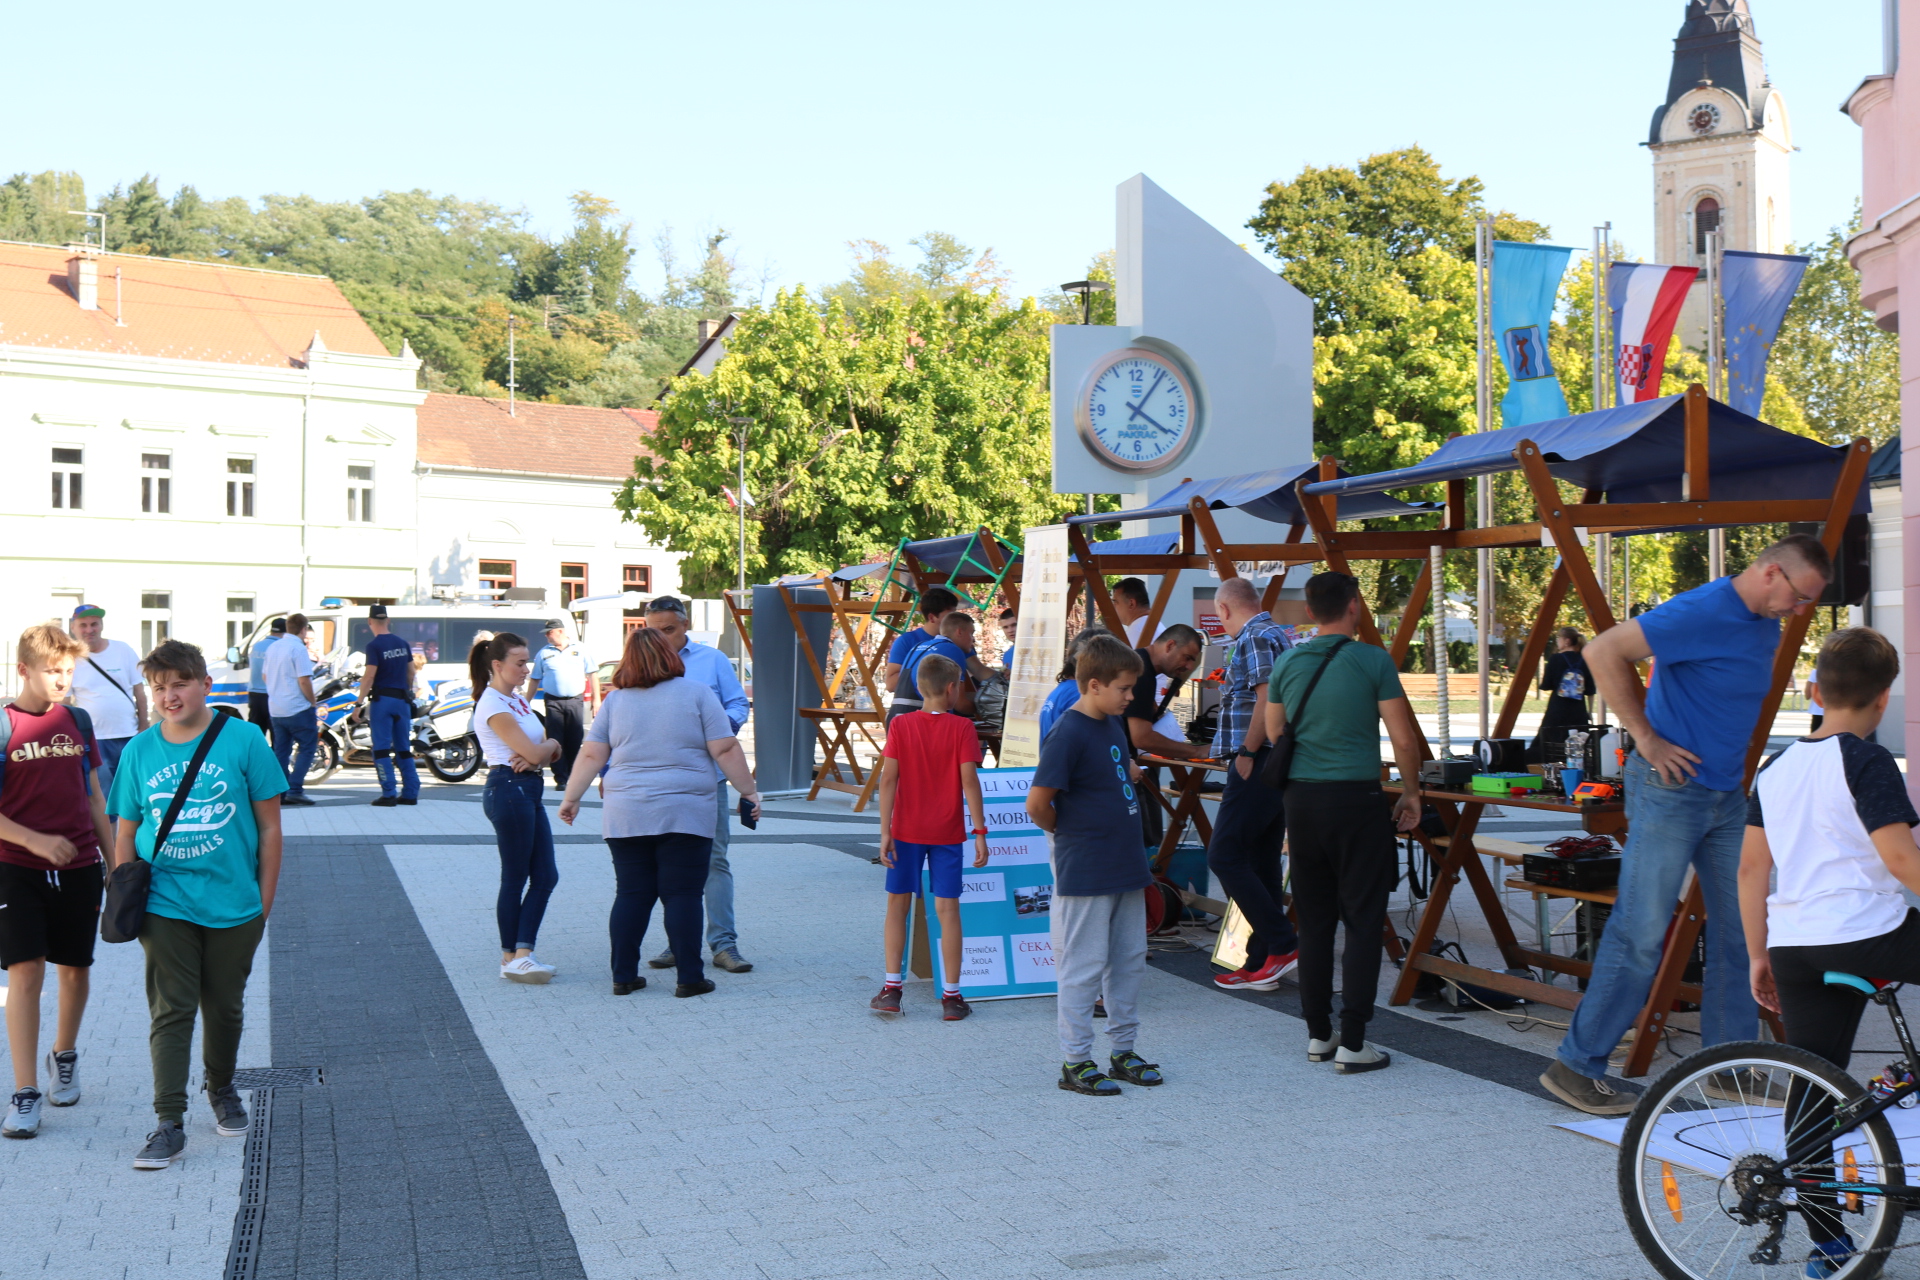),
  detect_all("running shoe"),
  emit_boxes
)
[3,1088,42,1138]
[206,1083,248,1137]
[133,1122,186,1169]
[1242,950,1299,991]
[941,994,971,1021]
[44,1049,79,1106]
[869,986,903,1015]
[1212,966,1258,990]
